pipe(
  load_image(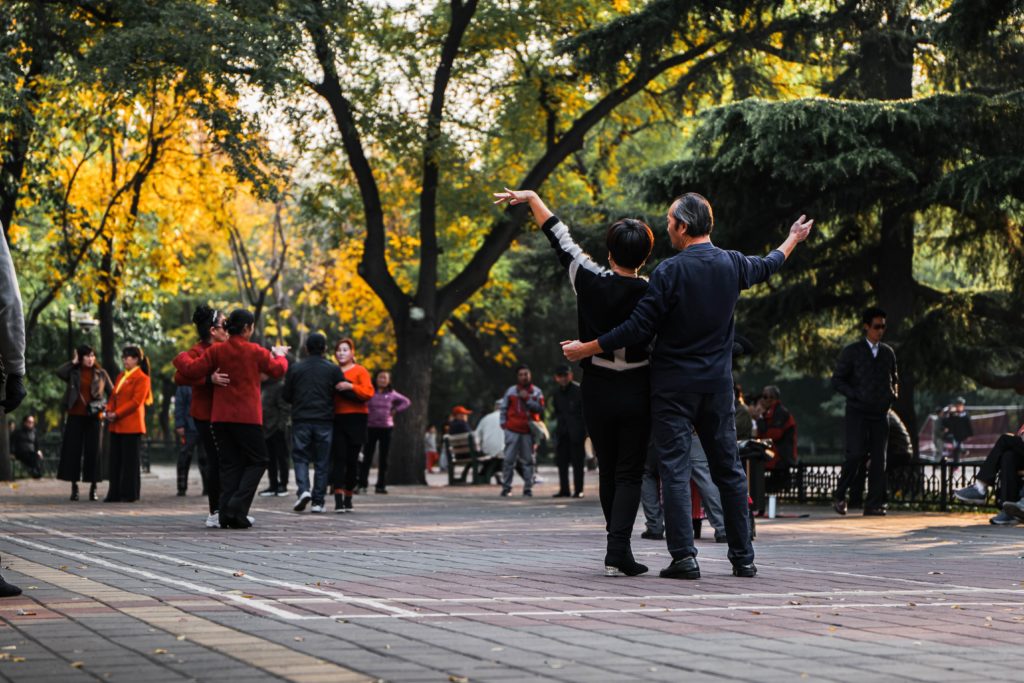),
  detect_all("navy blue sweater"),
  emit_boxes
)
[597,242,785,393]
